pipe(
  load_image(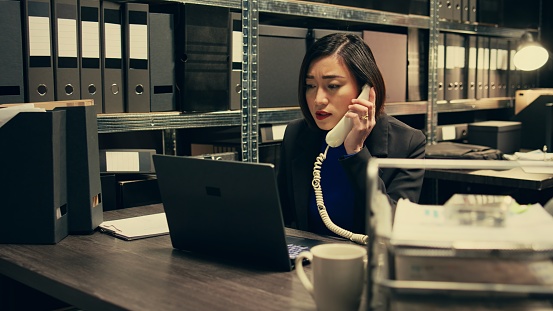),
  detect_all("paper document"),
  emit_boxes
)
[391,199,553,251]
[99,213,169,241]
